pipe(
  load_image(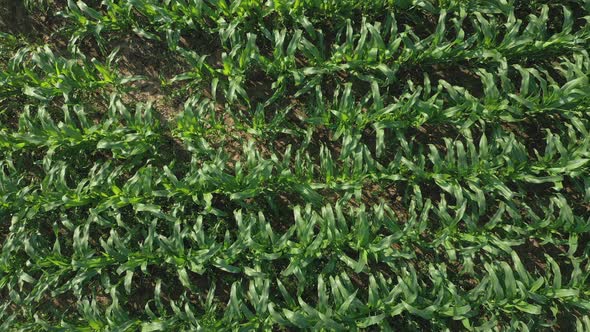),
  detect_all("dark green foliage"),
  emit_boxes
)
[1,0,590,330]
